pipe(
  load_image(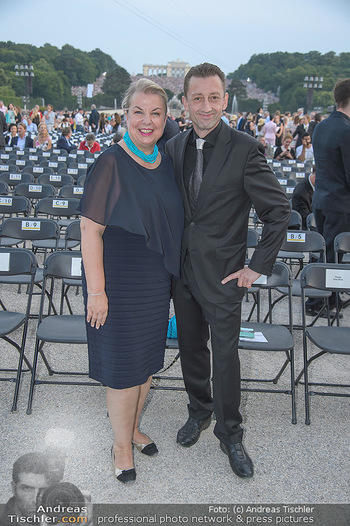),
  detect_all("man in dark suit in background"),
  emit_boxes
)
[0,109,6,149]
[8,123,33,149]
[56,127,76,153]
[89,104,99,132]
[292,171,315,229]
[311,78,350,311]
[166,63,290,479]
